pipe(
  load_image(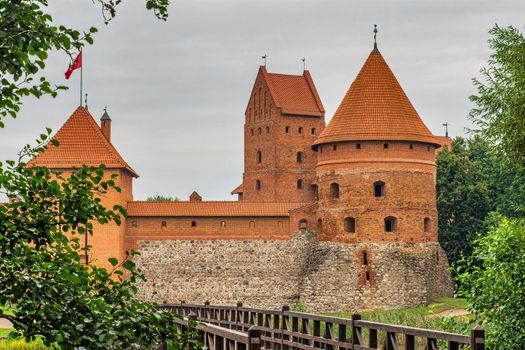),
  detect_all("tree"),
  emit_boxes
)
[469,25,525,168]
[0,134,198,349]
[455,216,525,349]
[147,194,180,202]
[0,0,169,126]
